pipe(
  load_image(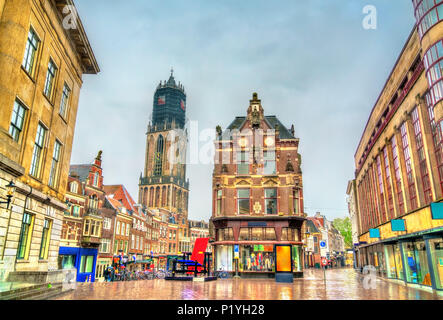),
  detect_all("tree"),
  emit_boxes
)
[333,217,352,249]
